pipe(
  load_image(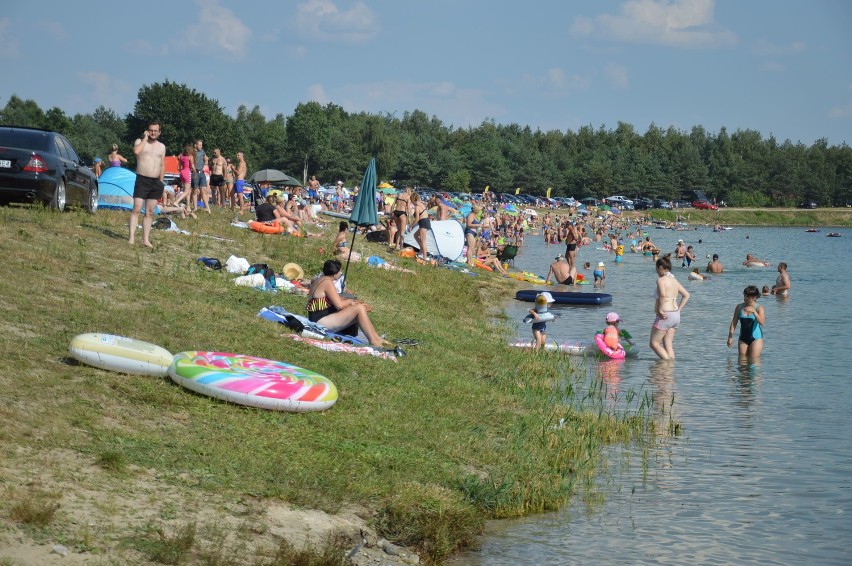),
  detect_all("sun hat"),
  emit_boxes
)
[282,262,304,281]
[555,254,564,261]
[538,292,555,303]
[606,312,622,323]
[597,261,605,267]
[337,180,344,185]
